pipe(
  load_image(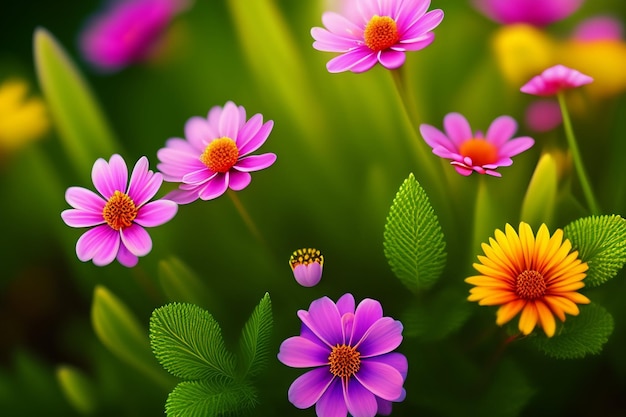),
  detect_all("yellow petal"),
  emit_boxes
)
[496,300,526,325]
[518,303,539,335]
[536,301,556,337]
